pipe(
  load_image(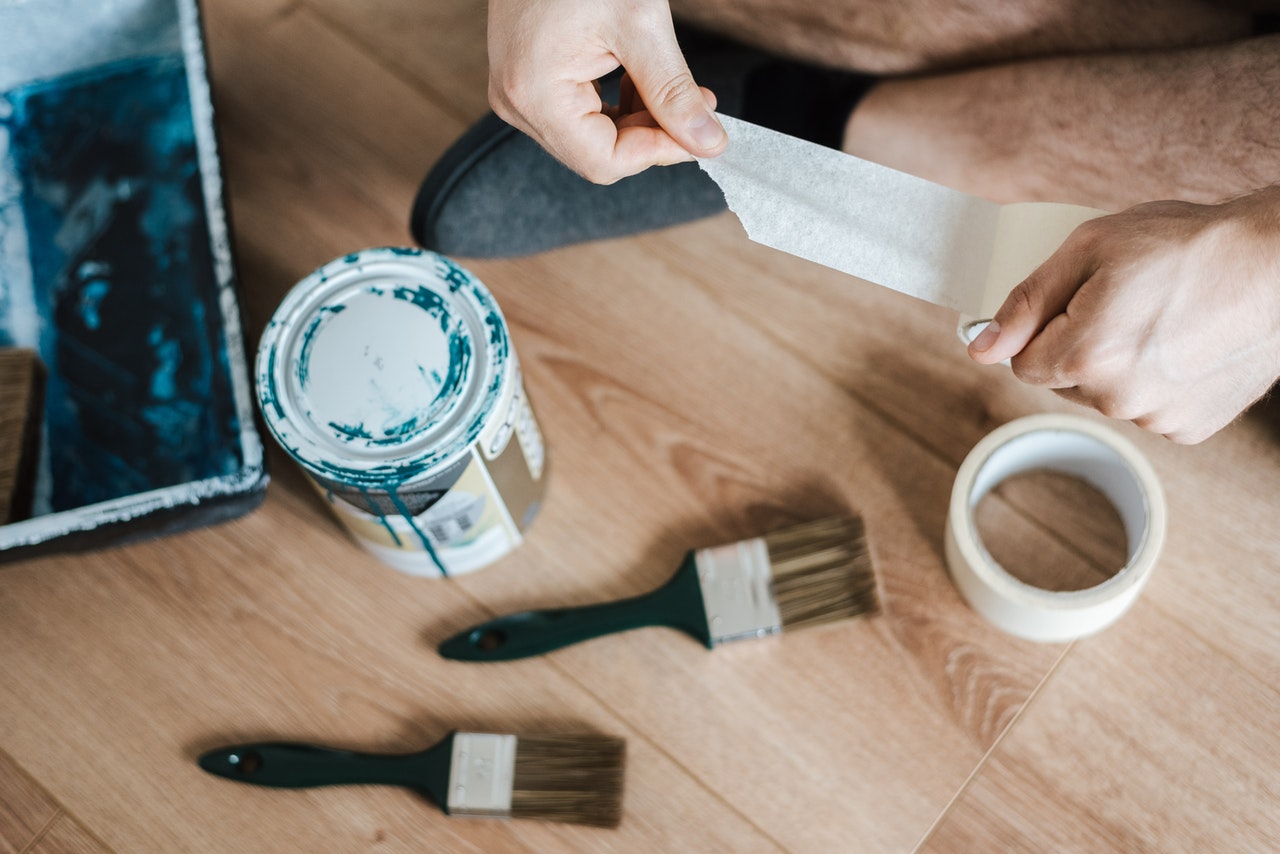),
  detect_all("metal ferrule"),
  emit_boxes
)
[695,537,782,646]
[446,733,517,818]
